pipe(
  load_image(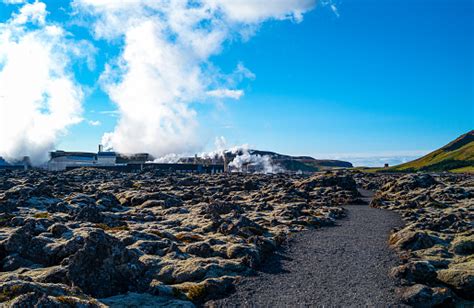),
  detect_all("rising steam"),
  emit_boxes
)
[74,0,316,158]
[1,0,320,162]
[0,2,85,163]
